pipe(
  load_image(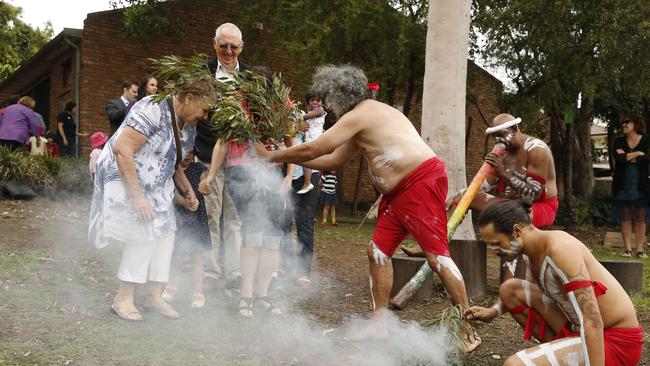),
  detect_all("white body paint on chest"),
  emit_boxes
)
[373,145,405,170]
